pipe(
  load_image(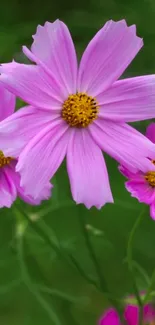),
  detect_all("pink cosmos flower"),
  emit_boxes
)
[120,123,155,220]
[0,83,52,207]
[99,303,155,325]
[1,19,155,208]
